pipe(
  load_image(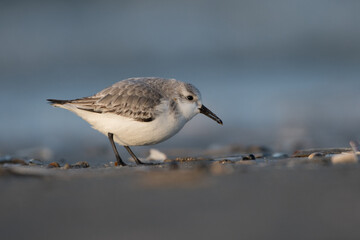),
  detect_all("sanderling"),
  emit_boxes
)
[48,77,223,166]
